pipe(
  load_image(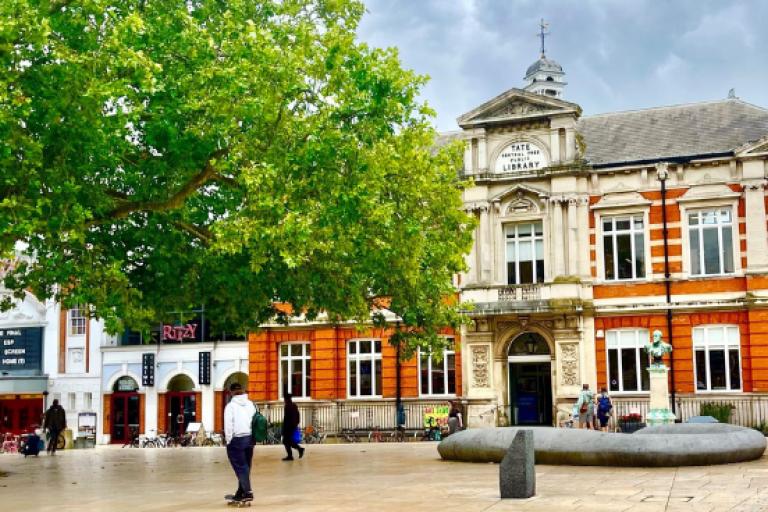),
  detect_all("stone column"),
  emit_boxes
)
[551,198,565,278]
[743,179,768,272]
[549,130,561,165]
[577,196,591,279]
[478,136,488,172]
[567,197,578,276]
[479,206,492,283]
